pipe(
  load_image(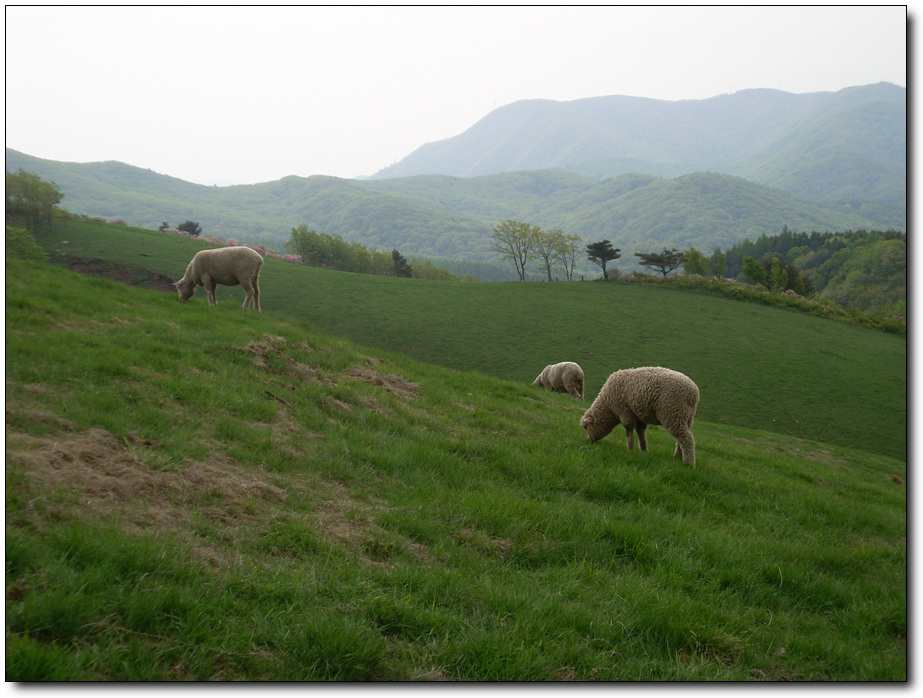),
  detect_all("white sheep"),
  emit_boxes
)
[580,366,699,466]
[174,246,264,310]
[533,361,585,400]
